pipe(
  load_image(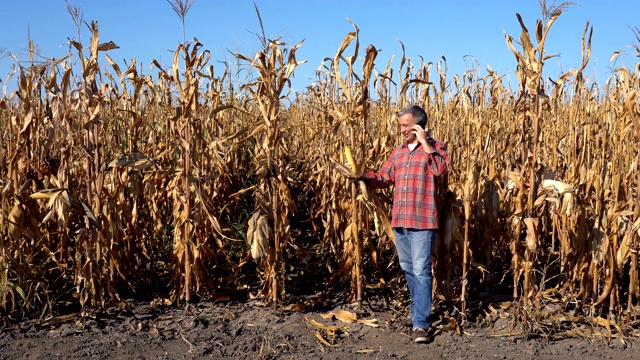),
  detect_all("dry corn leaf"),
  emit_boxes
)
[304,316,344,333]
[149,325,159,335]
[109,153,155,170]
[314,331,334,347]
[35,312,79,329]
[357,319,380,328]
[496,302,512,309]
[524,217,539,251]
[334,310,357,323]
[592,316,622,334]
[370,192,394,242]
[542,179,573,194]
[488,304,498,314]
[356,349,375,354]
[283,303,307,311]
[437,317,461,335]
[616,230,633,266]
[330,157,362,179]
